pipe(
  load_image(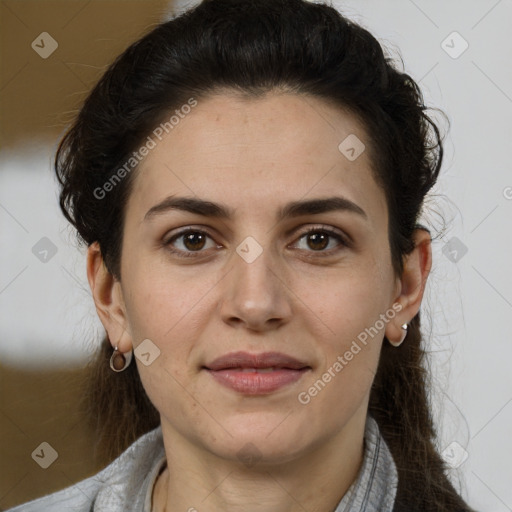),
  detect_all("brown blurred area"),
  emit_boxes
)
[0,1,172,508]
[0,364,98,508]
